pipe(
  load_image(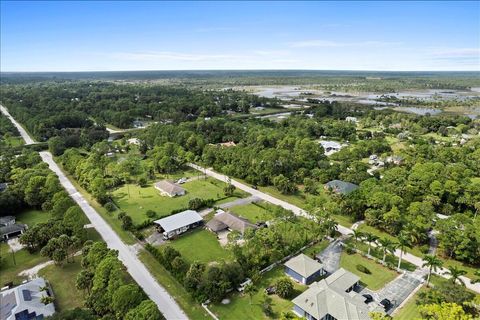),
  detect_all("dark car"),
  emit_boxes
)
[362,294,373,303]
[251,185,258,190]
[380,298,392,310]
